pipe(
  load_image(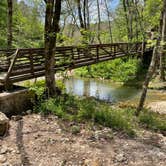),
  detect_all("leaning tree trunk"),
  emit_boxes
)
[7,0,13,49]
[159,0,166,81]
[44,0,62,97]
[136,46,159,115]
